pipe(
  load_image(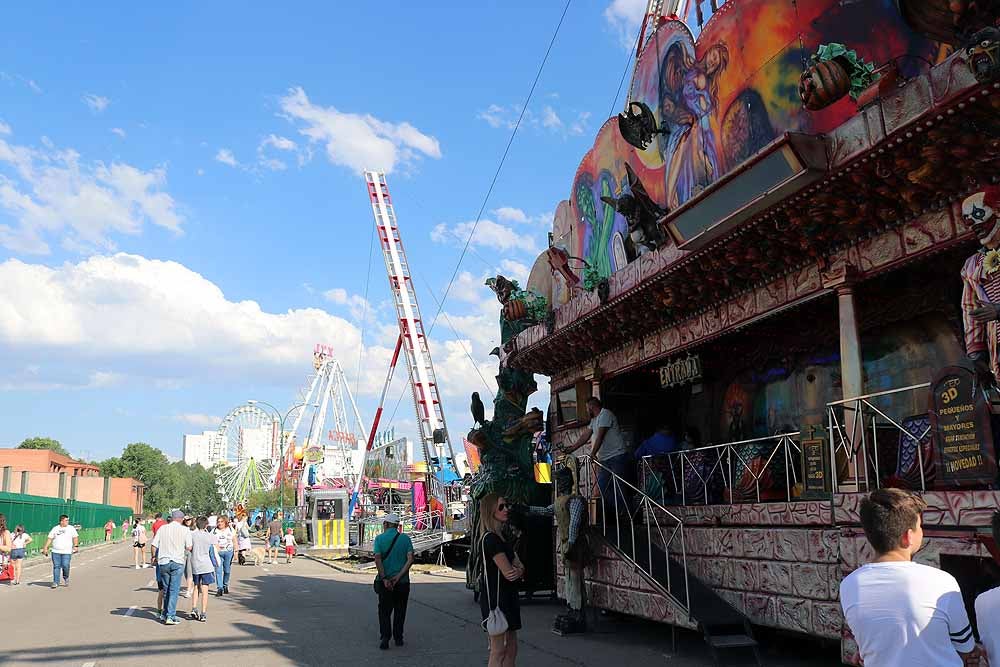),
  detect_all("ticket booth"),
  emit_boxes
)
[306,488,349,550]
